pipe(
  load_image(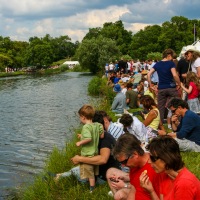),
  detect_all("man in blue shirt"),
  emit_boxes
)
[167,98,200,152]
